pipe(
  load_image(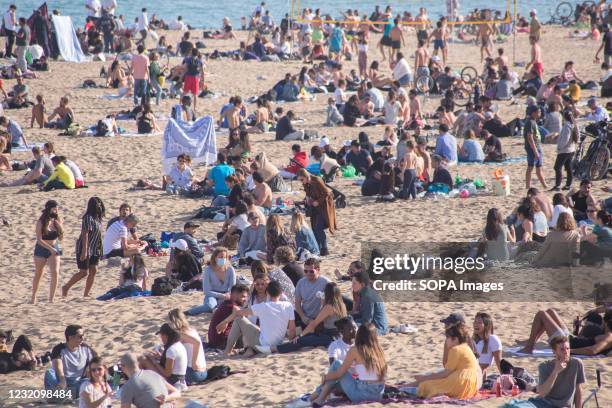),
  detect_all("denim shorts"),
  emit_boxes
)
[34,243,61,259]
[398,74,412,86]
[526,147,543,167]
